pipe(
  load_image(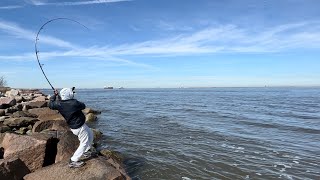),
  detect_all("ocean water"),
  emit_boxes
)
[45,88,320,180]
